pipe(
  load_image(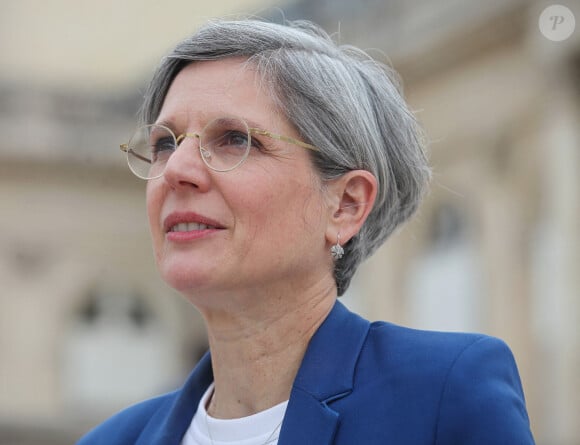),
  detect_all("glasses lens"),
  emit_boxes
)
[201,117,251,171]
[127,125,175,179]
